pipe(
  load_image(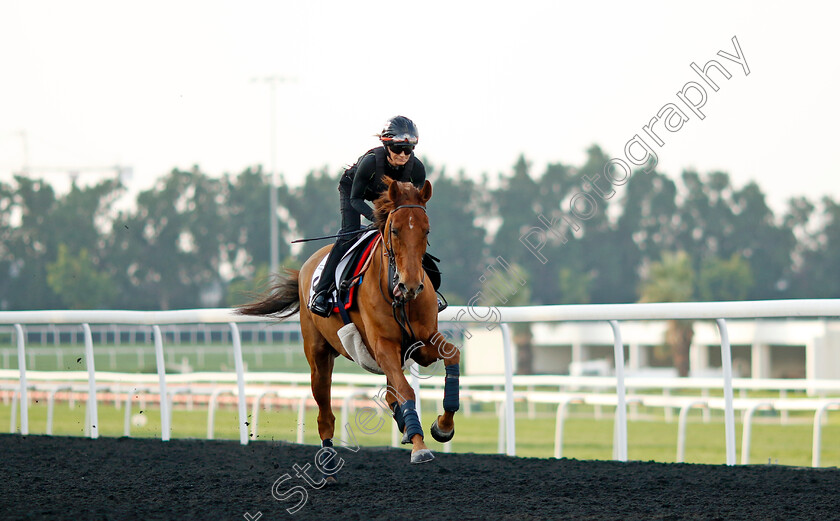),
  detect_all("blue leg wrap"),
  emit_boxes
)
[401,400,423,441]
[443,363,460,412]
[320,439,339,477]
[390,401,406,433]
